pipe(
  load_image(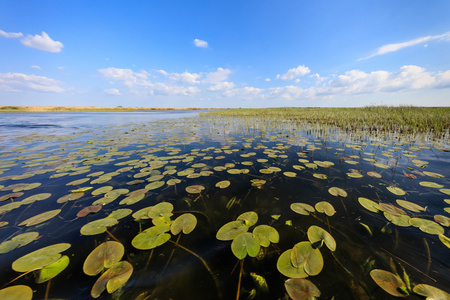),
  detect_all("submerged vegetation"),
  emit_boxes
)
[0,112,449,299]
[206,106,450,136]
